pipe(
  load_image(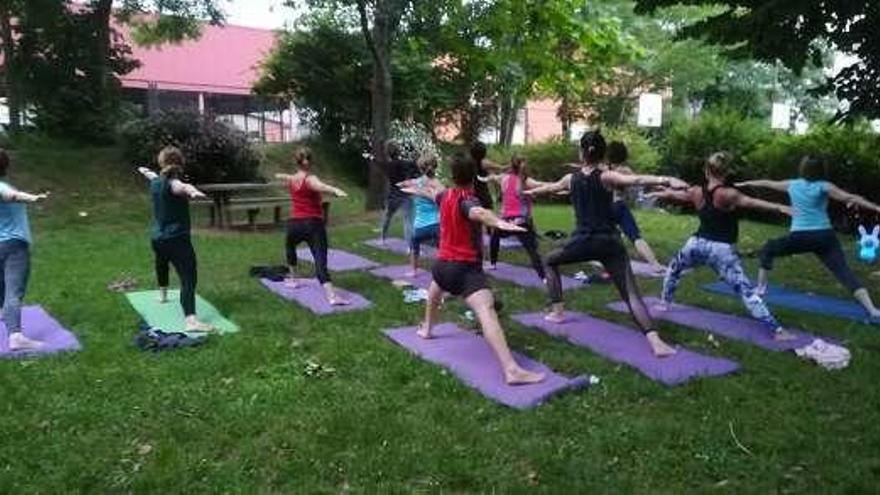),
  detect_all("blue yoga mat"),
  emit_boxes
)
[702,282,874,324]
